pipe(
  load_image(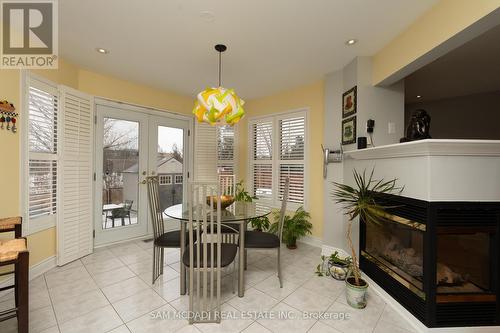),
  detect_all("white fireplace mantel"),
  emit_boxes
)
[342,139,500,202]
